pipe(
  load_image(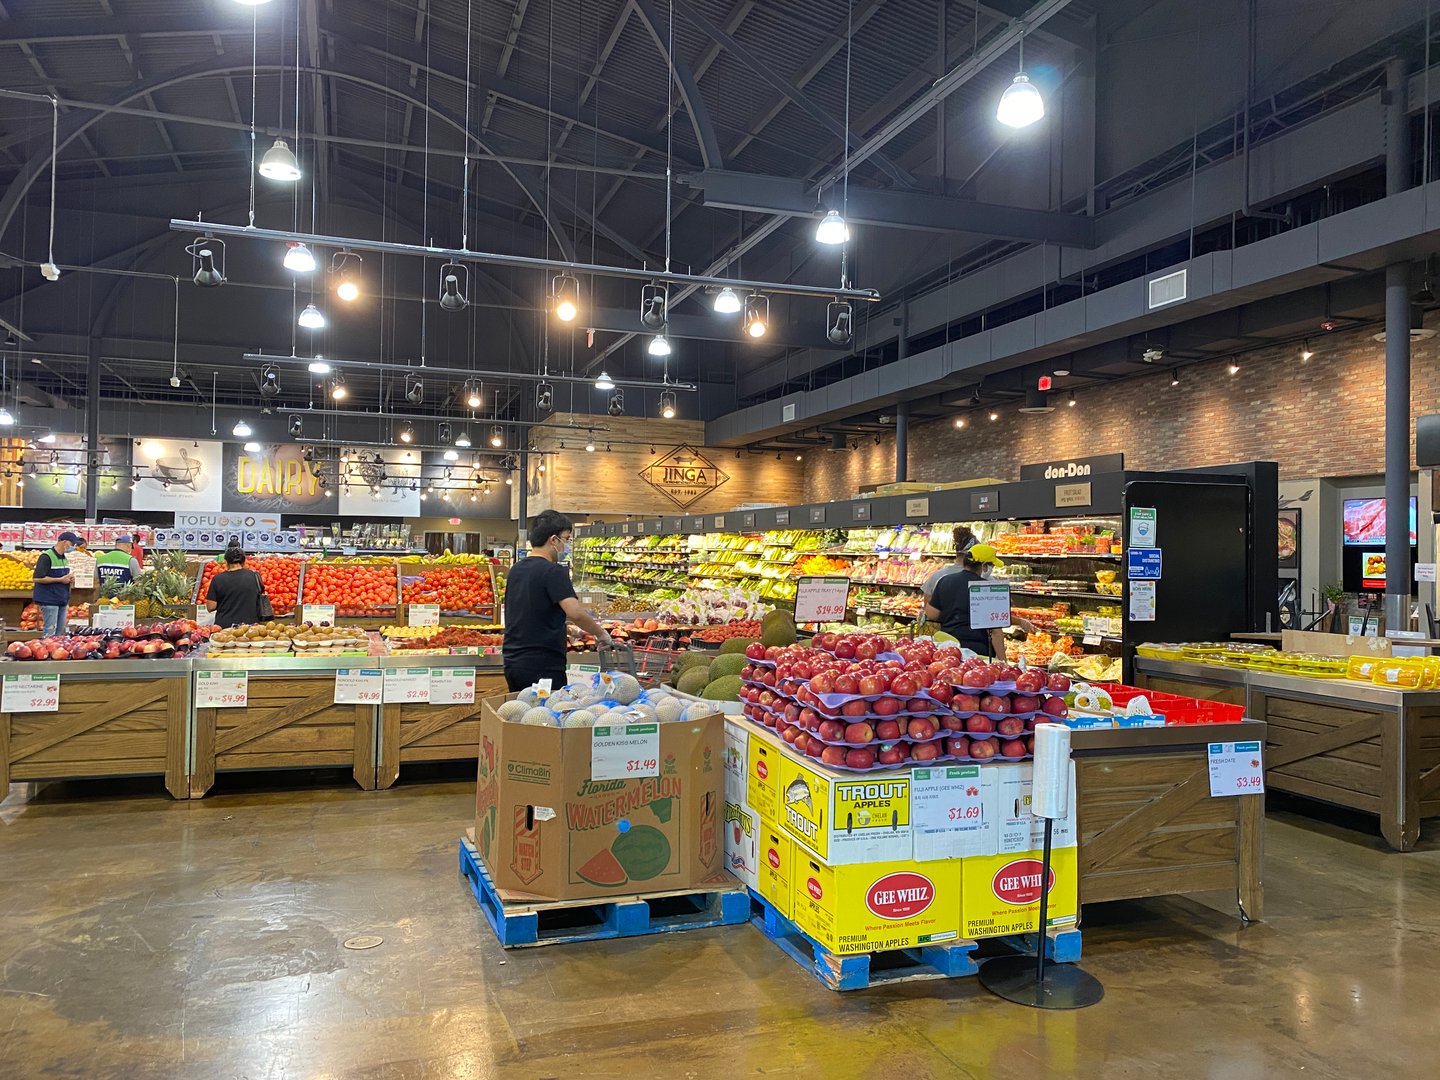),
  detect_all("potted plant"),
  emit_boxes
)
[1321,582,1347,633]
